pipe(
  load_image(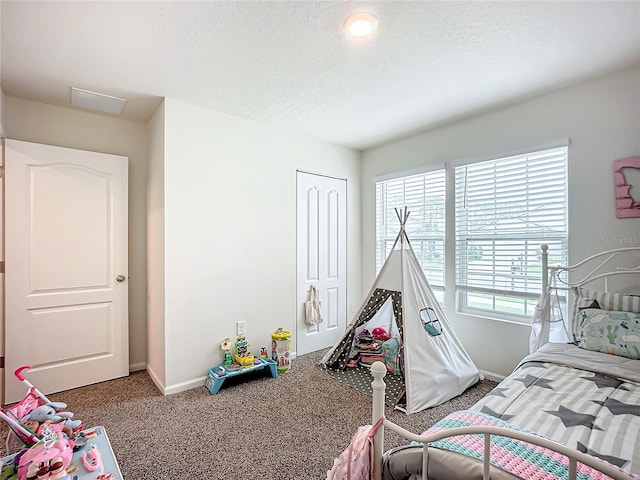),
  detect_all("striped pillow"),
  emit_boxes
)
[572,287,640,343]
